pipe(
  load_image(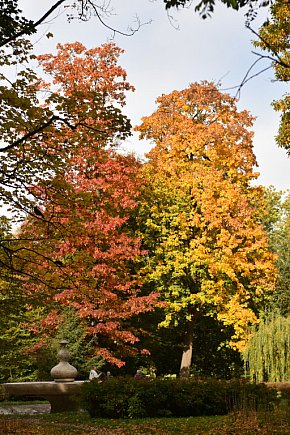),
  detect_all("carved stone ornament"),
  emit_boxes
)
[50,340,78,382]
